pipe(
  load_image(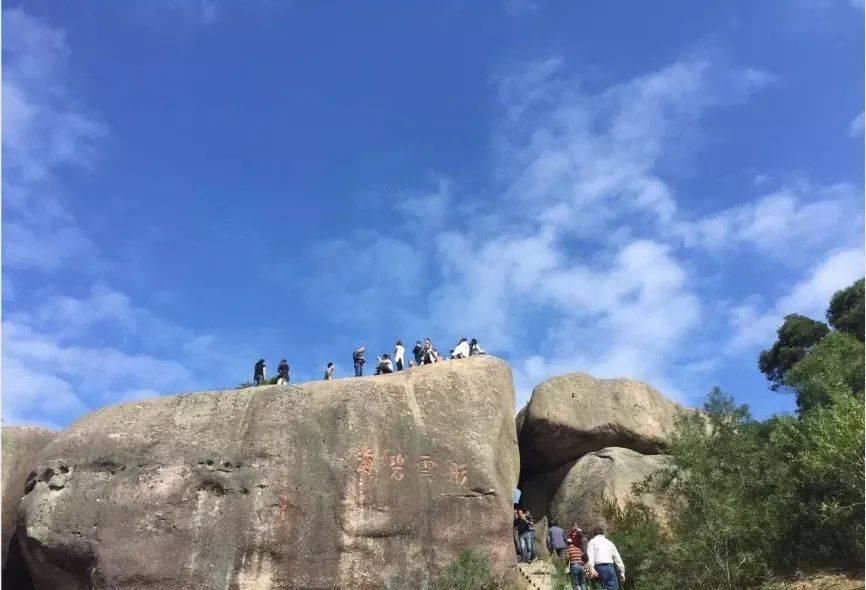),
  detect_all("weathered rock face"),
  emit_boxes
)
[522,447,668,534]
[518,372,681,480]
[1,426,57,567]
[18,356,519,590]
